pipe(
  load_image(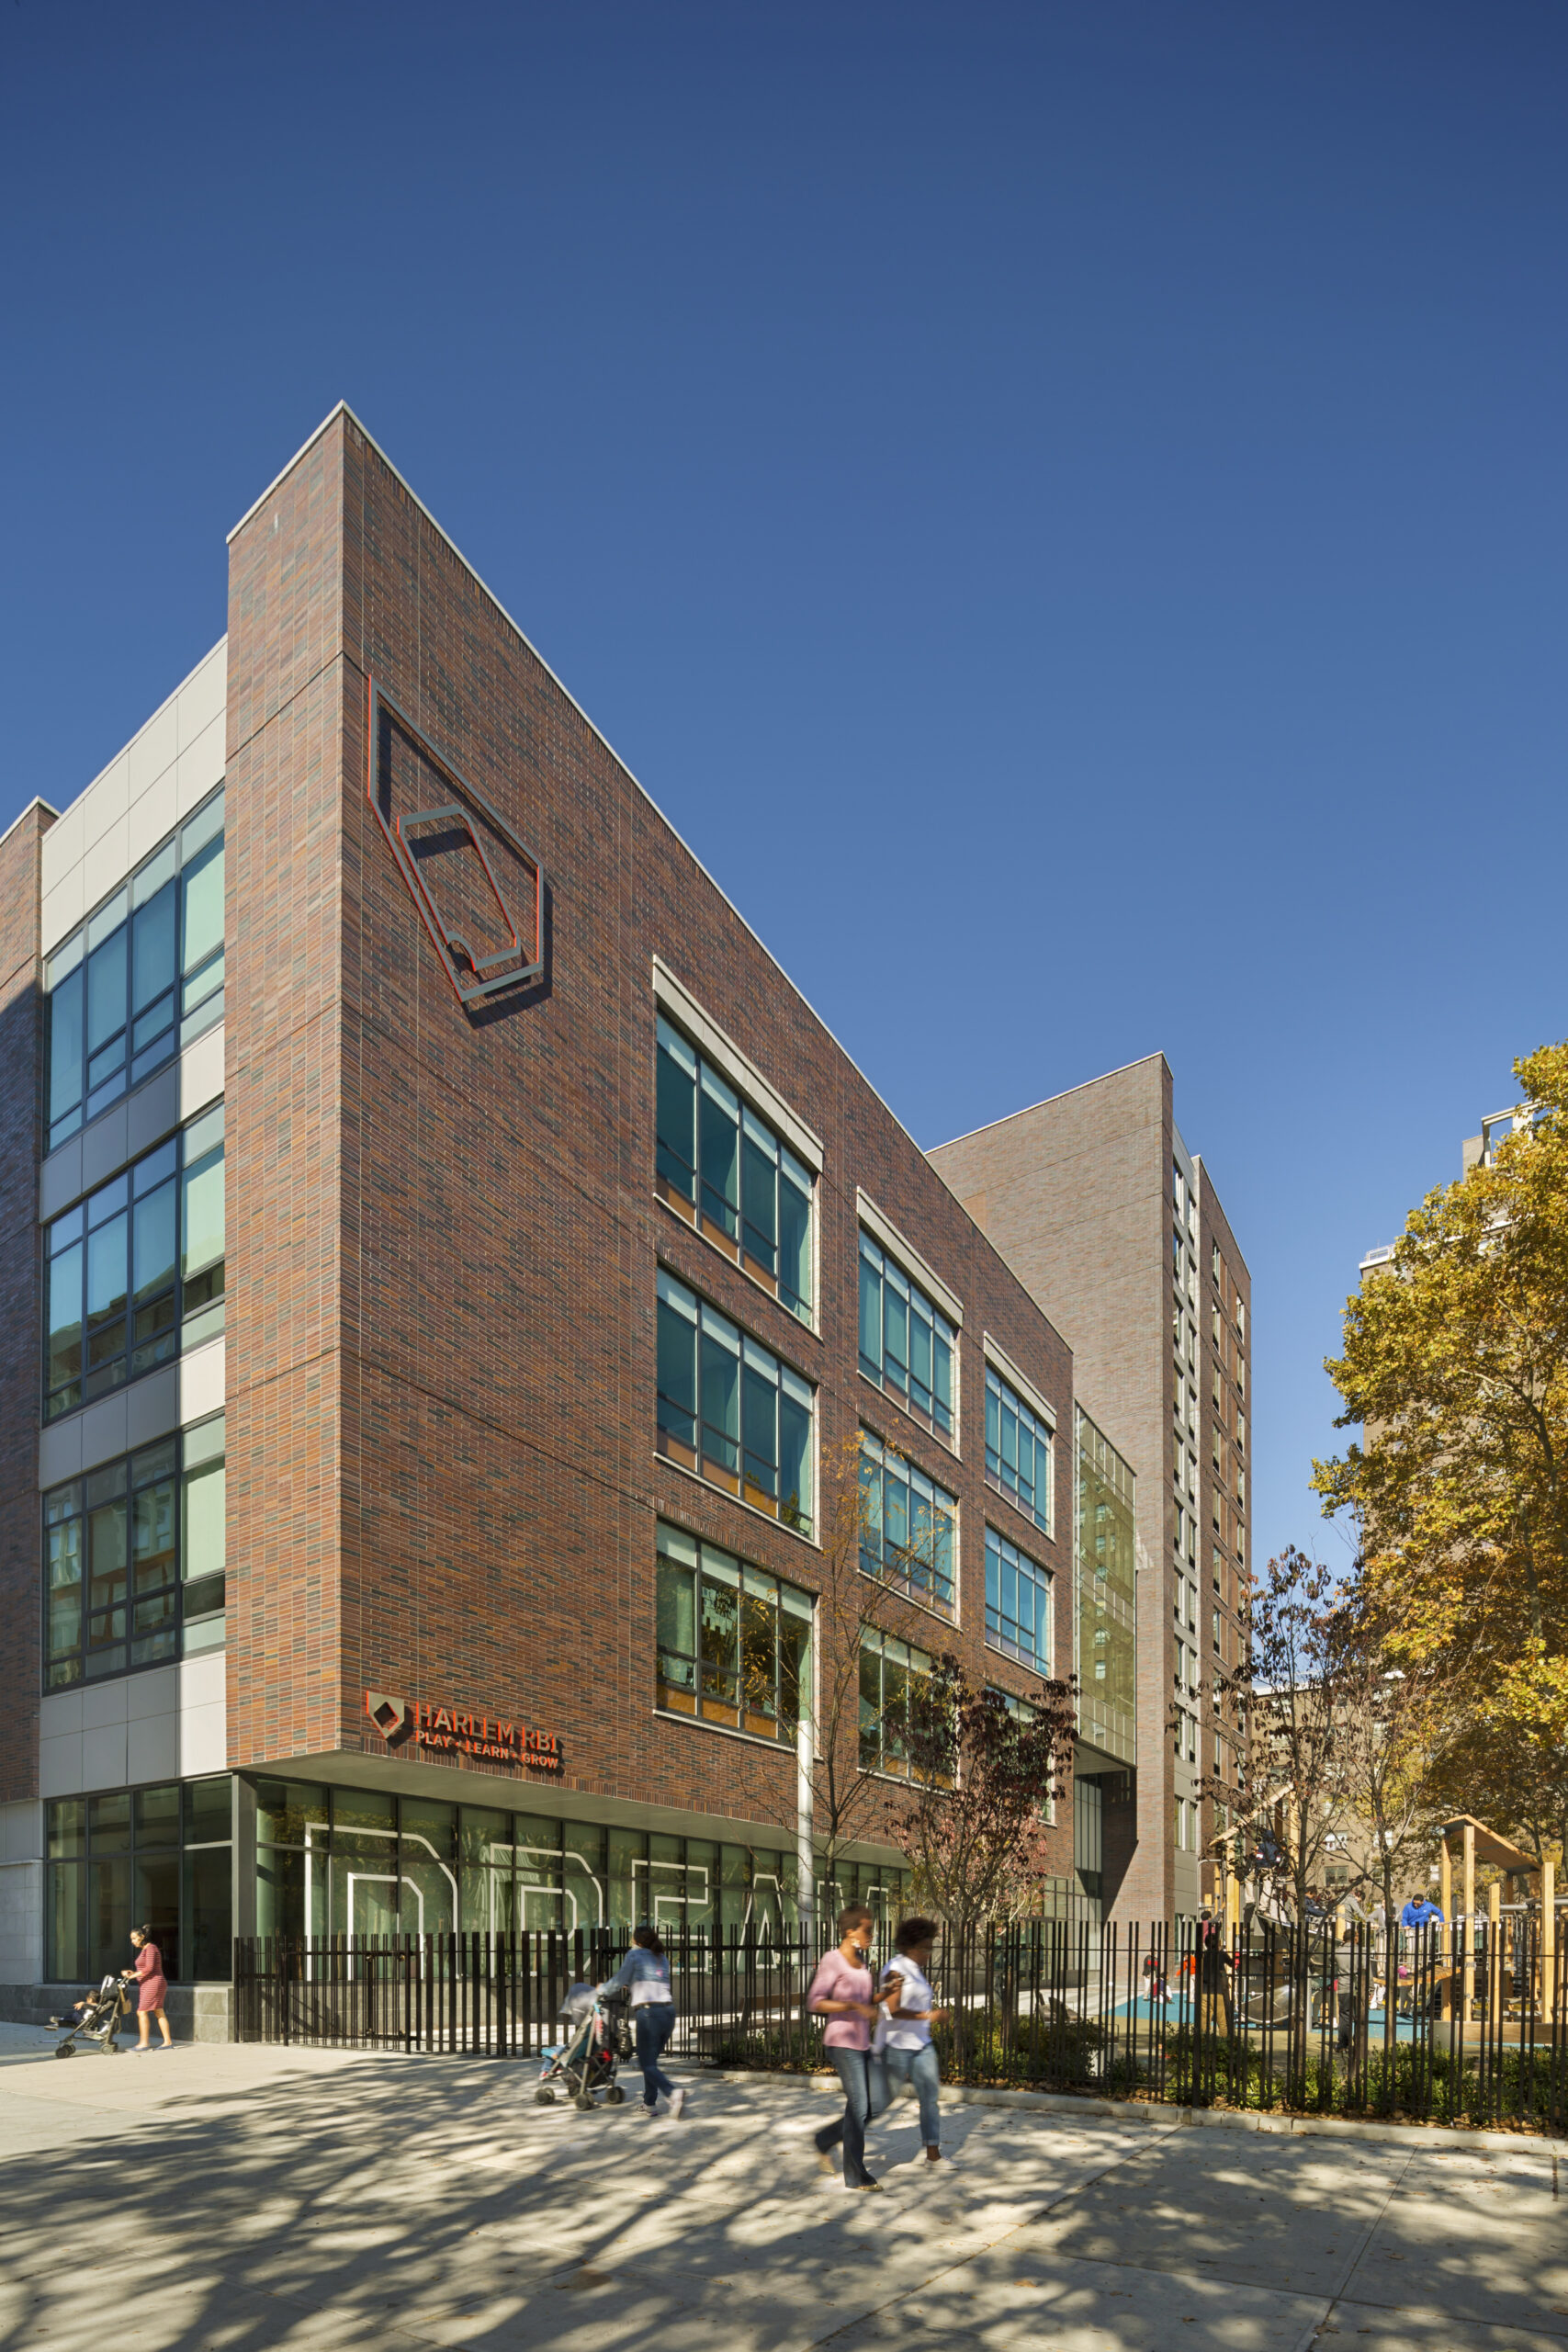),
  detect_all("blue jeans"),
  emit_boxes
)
[881,2039,942,2145]
[635,2004,676,2108]
[813,2047,886,2185]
